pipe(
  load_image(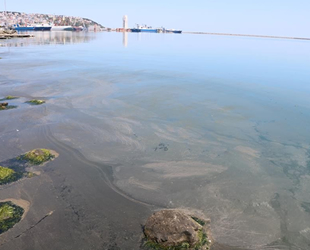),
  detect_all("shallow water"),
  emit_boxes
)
[1,31,310,249]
